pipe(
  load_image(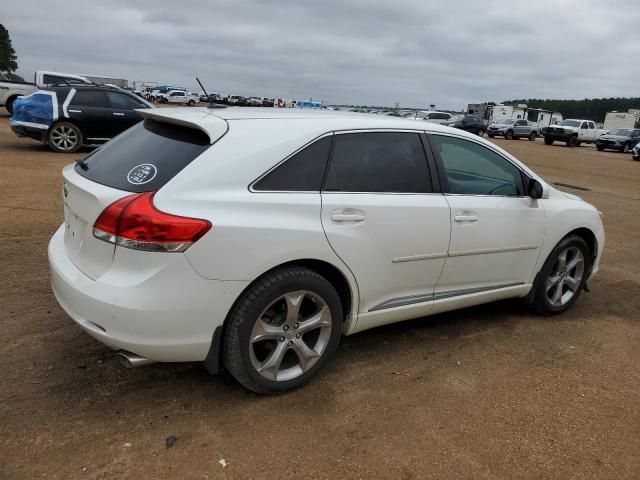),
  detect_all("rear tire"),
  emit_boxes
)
[5,96,16,115]
[530,235,591,316]
[528,132,537,141]
[47,122,83,153]
[223,267,343,394]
